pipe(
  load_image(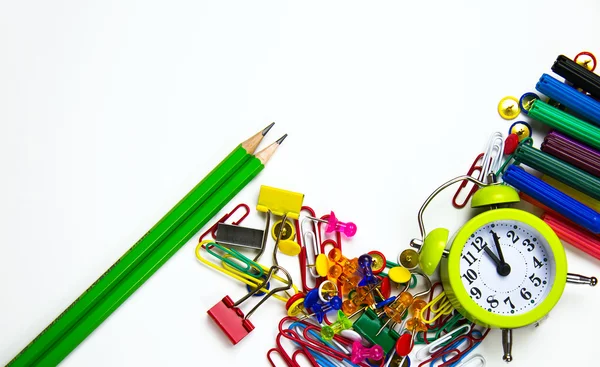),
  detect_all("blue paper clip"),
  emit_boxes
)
[503,165,600,234]
[536,73,600,127]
